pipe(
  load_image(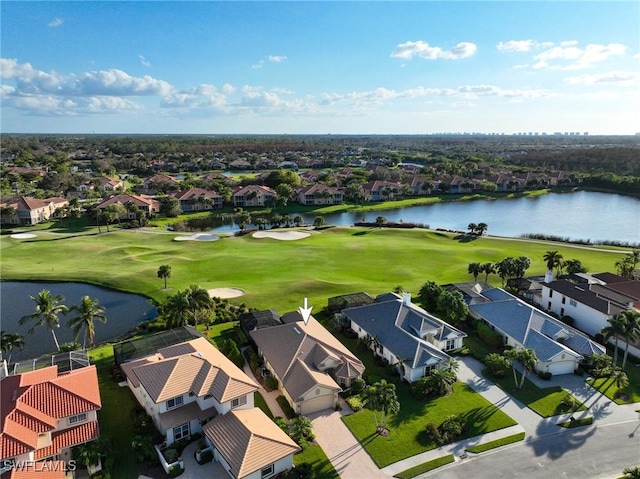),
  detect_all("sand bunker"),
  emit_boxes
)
[10,233,37,239]
[207,288,245,299]
[252,231,310,241]
[174,233,219,242]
